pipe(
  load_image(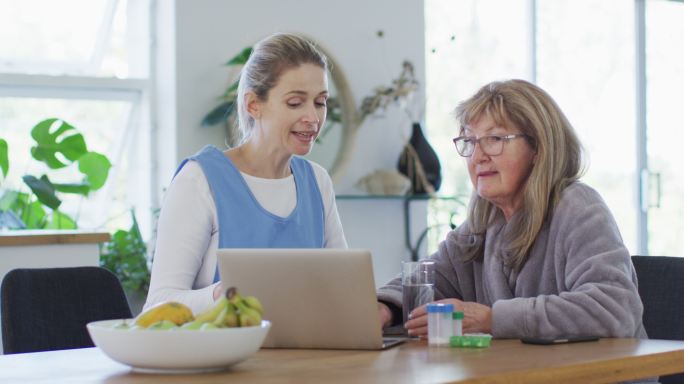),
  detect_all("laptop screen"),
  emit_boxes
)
[217,248,395,349]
